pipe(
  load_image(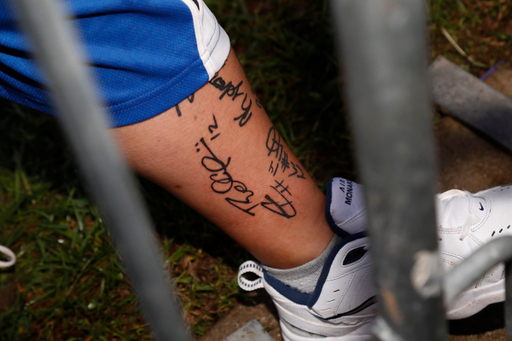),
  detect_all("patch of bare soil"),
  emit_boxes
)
[451,329,511,341]
[435,115,512,193]
[199,291,281,341]
[485,65,512,100]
